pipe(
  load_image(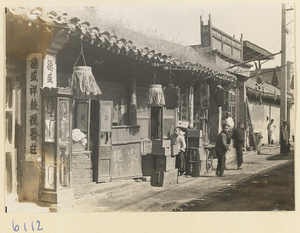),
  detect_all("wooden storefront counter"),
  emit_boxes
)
[110,125,142,179]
